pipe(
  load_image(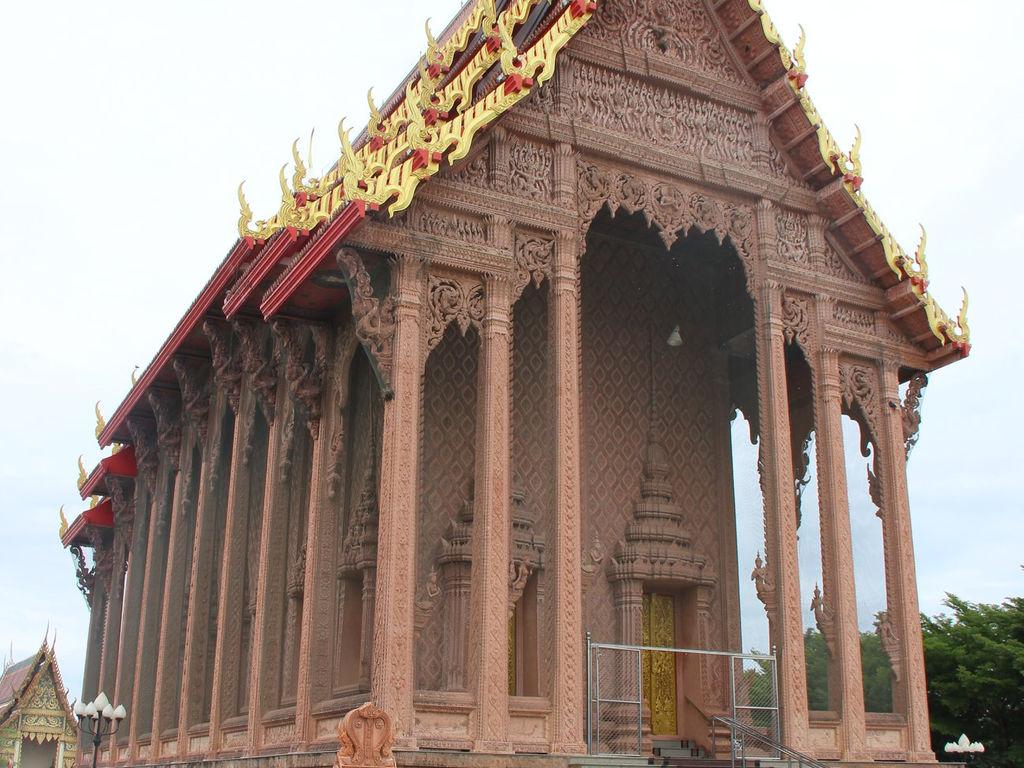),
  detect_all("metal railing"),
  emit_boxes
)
[711,716,828,768]
[585,634,779,757]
